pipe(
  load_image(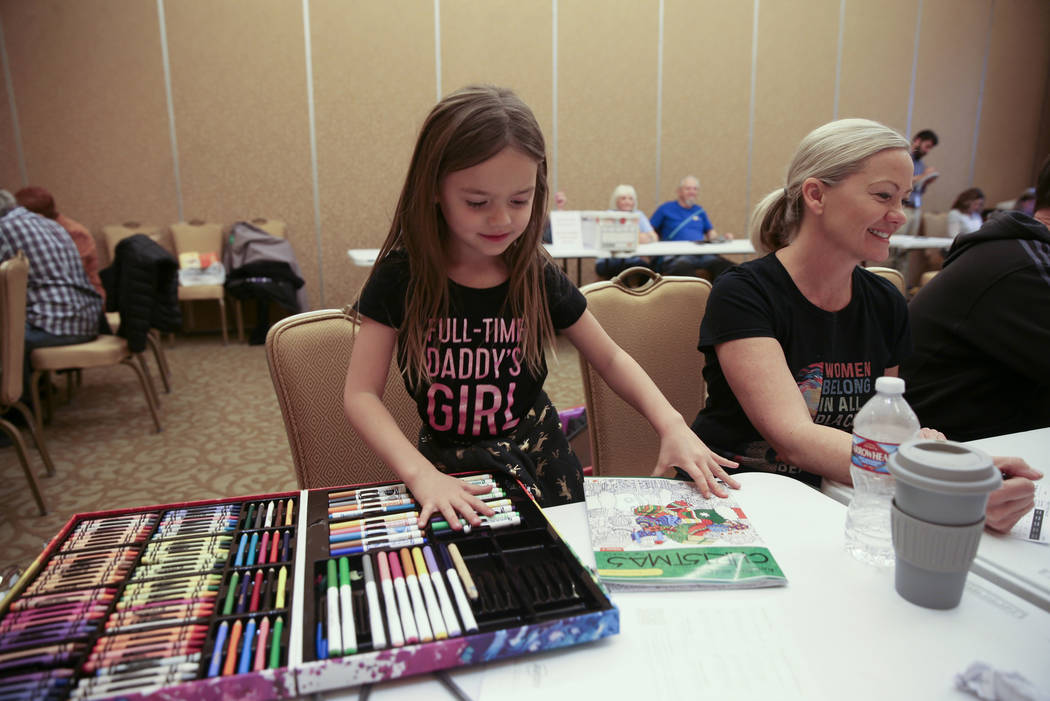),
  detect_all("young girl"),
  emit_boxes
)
[344,85,737,530]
